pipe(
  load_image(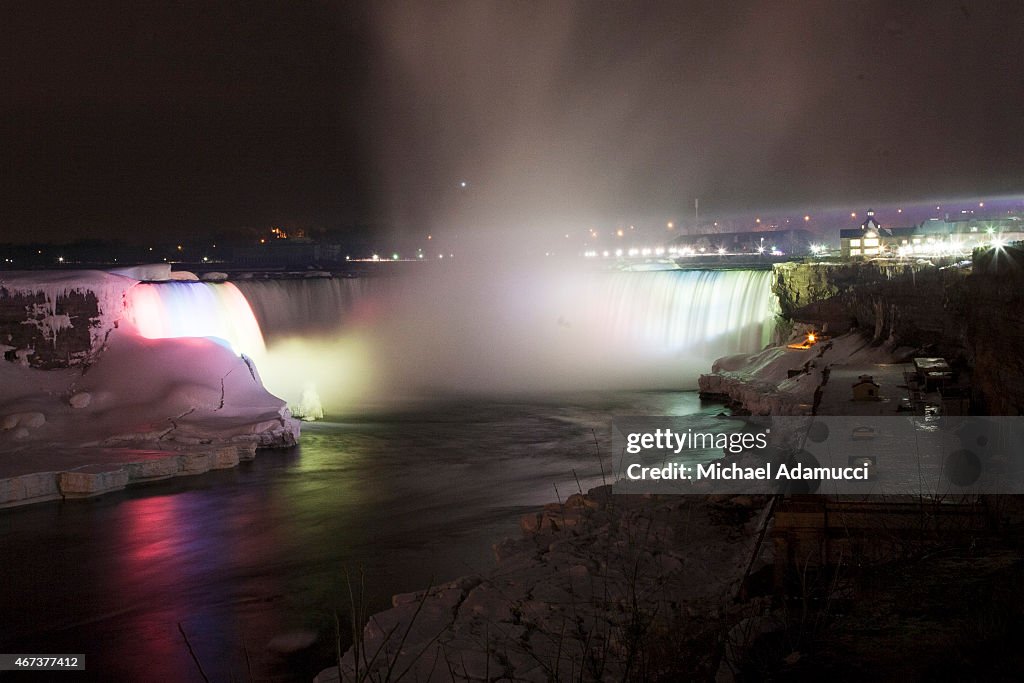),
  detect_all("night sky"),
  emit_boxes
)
[3,0,1023,244]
